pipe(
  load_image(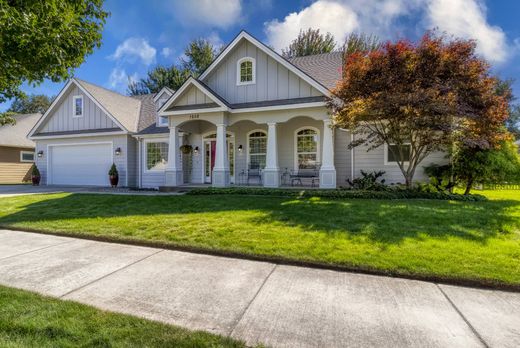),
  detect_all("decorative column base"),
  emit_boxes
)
[319,168,337,189]
[212,169,230,187]
[165,169,183,187]
[263,168,280,188]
